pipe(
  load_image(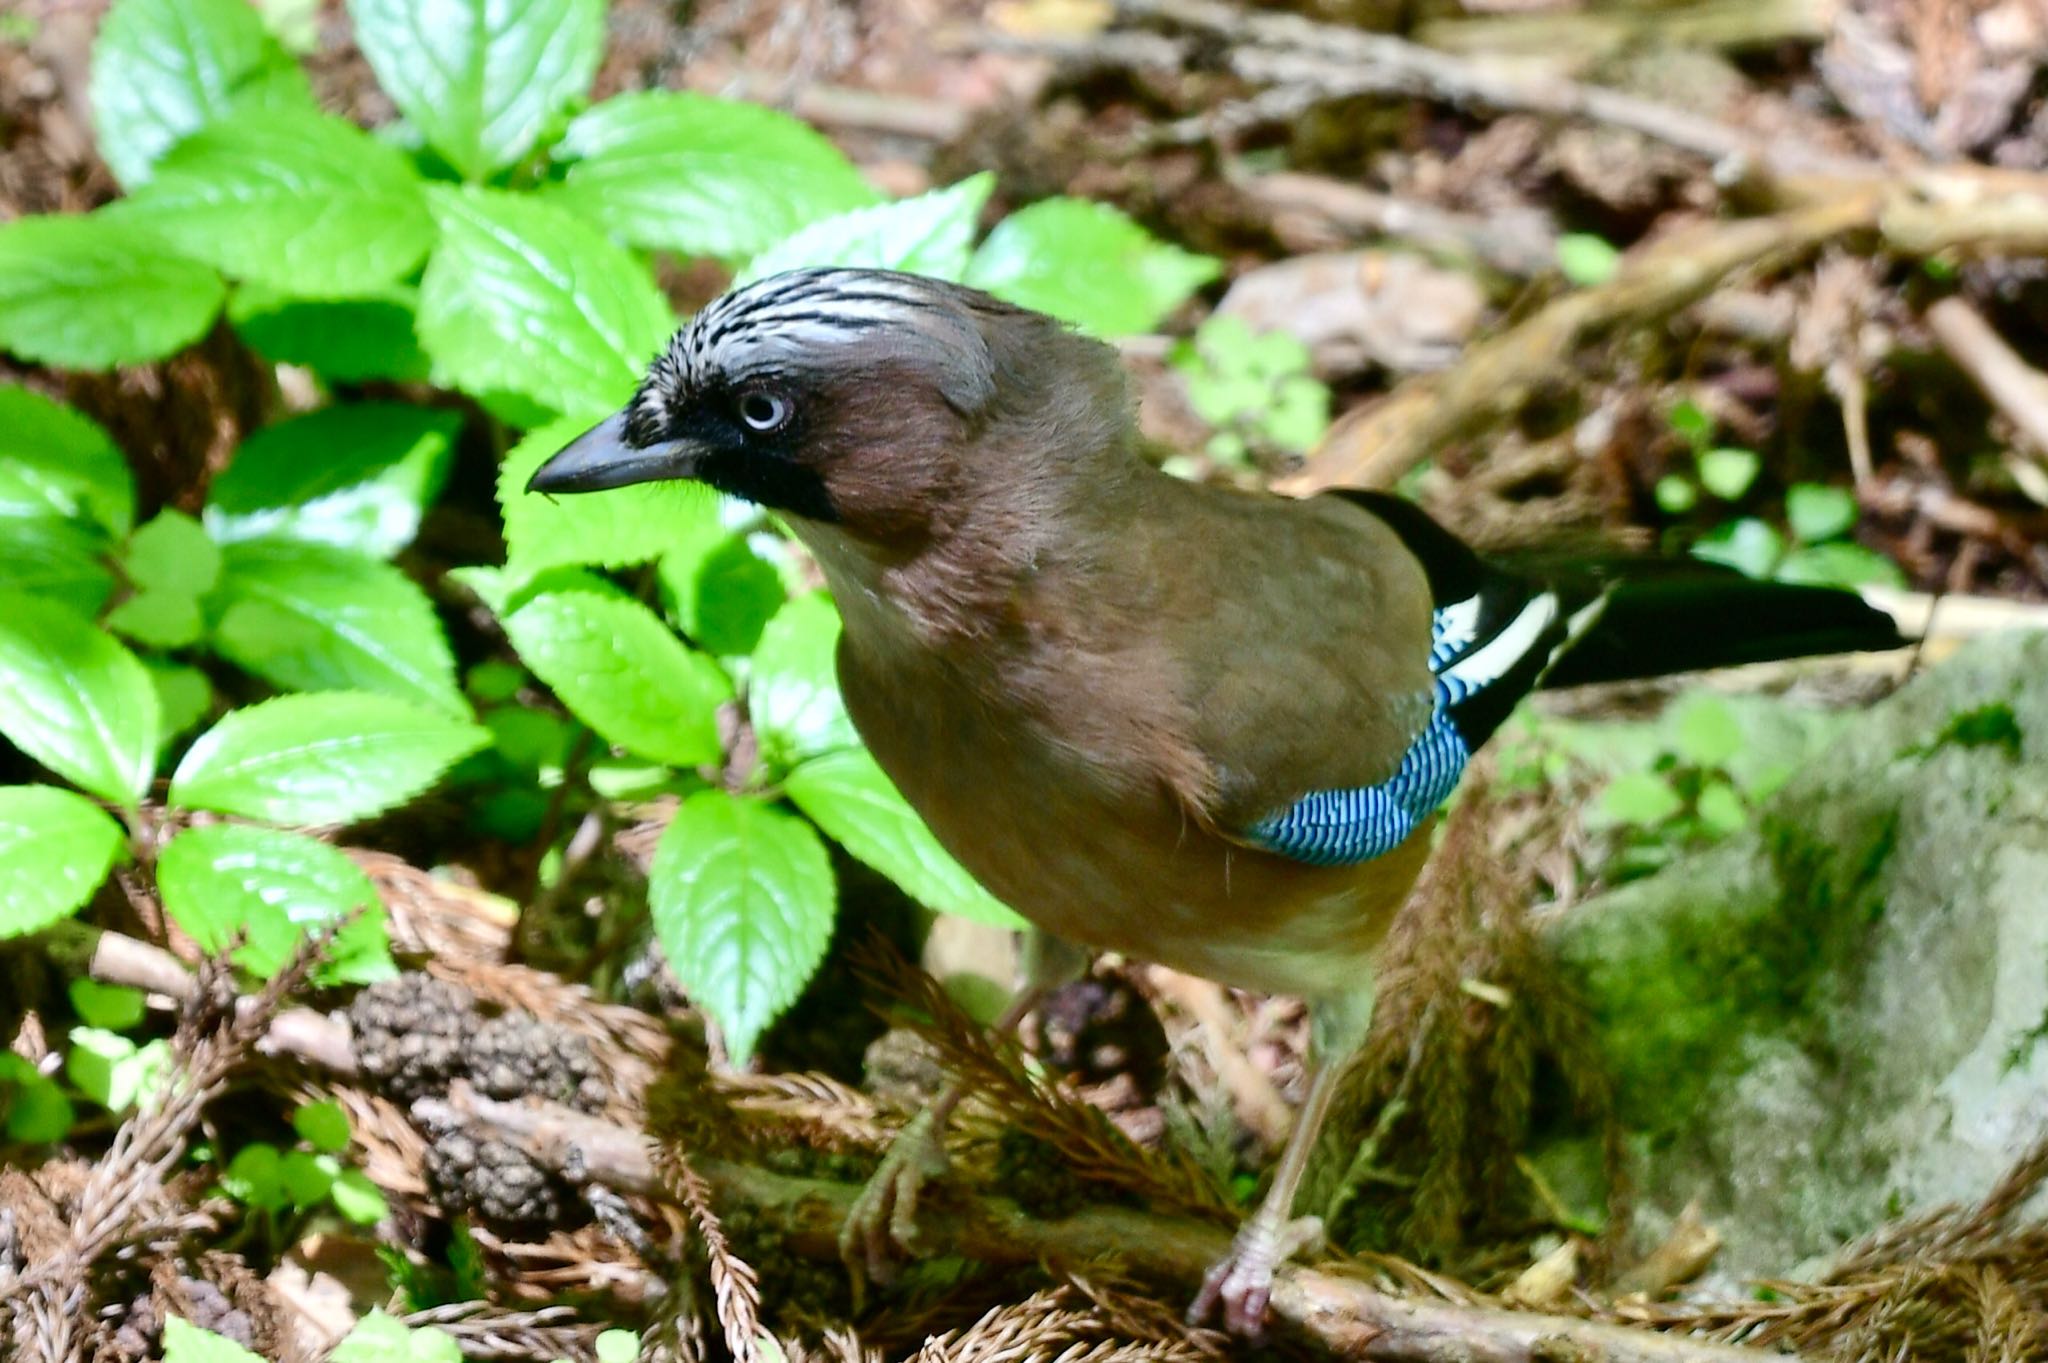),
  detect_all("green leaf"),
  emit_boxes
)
[662,534,786,656]
[418,186,674,417]
[1695,779,1748,836]
[334,1311,463,1363]
[550,91,878,258]
[69,978,145,1030]
[965,197,1218,336]
[331,1166,389,1224]
[221,1142,287,1211]
[280,1148,337,1206]
[501,575,732,768]
[1,1052,76,1143]
[737,174,995,286]
[347,0,603,181]
[67,1027,170,1112]
[163,1318,270,1363]
[1654,474,1698,516]
[209,404,460,558]
[115,108,434,297]
[749,593,858,769]
[0,519,117,617]
[0,597,159,804]
[1667,398,1712,447]
[594,1331,640,1363]
[1598,771,1684,826]
[88,0,315,188]
[1691,516,1784,580]
[0,786,125,938]
[149,661,215,747]
[1556,232,1622,287]
[1671,695,1741,768]
[212,539,464,714]
[1784,482,1859,543]
[649,789,835,1062]
[0,213,225,369]
[293,1098,352,1152]
[157,823,393,984]
[500,416,722,574]
[170,692,488,824]
[0,386,134,534]
[787,748,1024,928]
[1775,541,1907,590]
[230,286,431,384]
[125,510,221,598]
[1697,446,1761,501]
